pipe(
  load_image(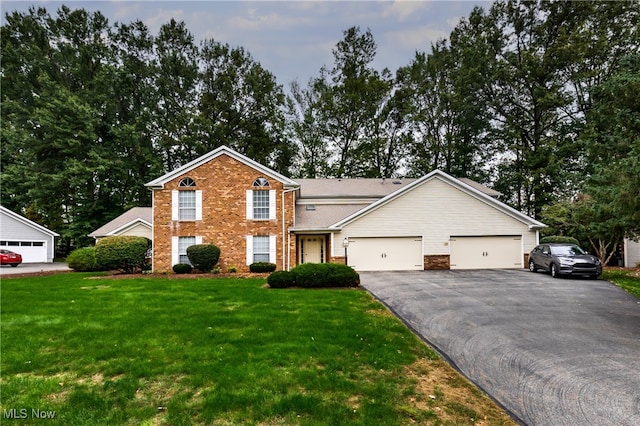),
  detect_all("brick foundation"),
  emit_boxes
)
[424,254,450,270]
